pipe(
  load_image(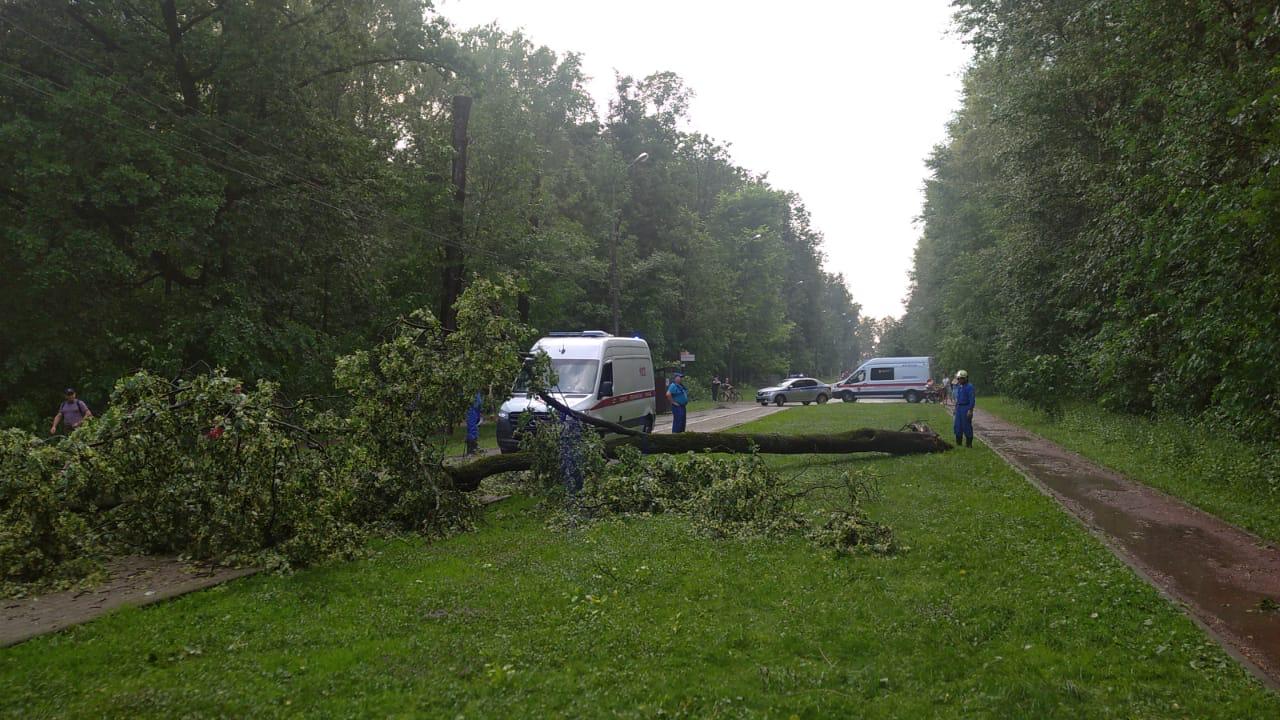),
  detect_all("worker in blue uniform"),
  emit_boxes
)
[666,372,689,433]
[465,392,483,455]
[953,369,975,447]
